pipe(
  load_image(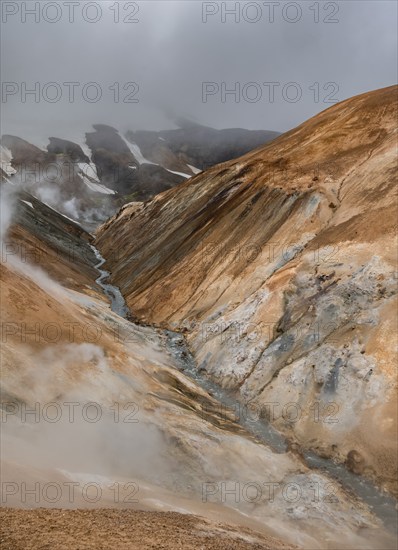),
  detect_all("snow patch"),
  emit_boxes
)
[78,163,116,195]
[76,137,92,160]
[21,200,34,209]
[165,169,191,179]
[123,138,157,166]
[82,176,116,195]
[59,211,81,225]
[188,164,202,175]
[1,145,17,176]
[78,162,100,182]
